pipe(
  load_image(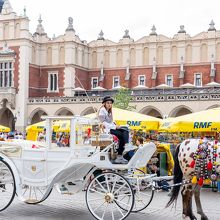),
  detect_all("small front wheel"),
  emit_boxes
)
[0,159,16,211]
[86,172,134,220]
[20,185,52,204]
